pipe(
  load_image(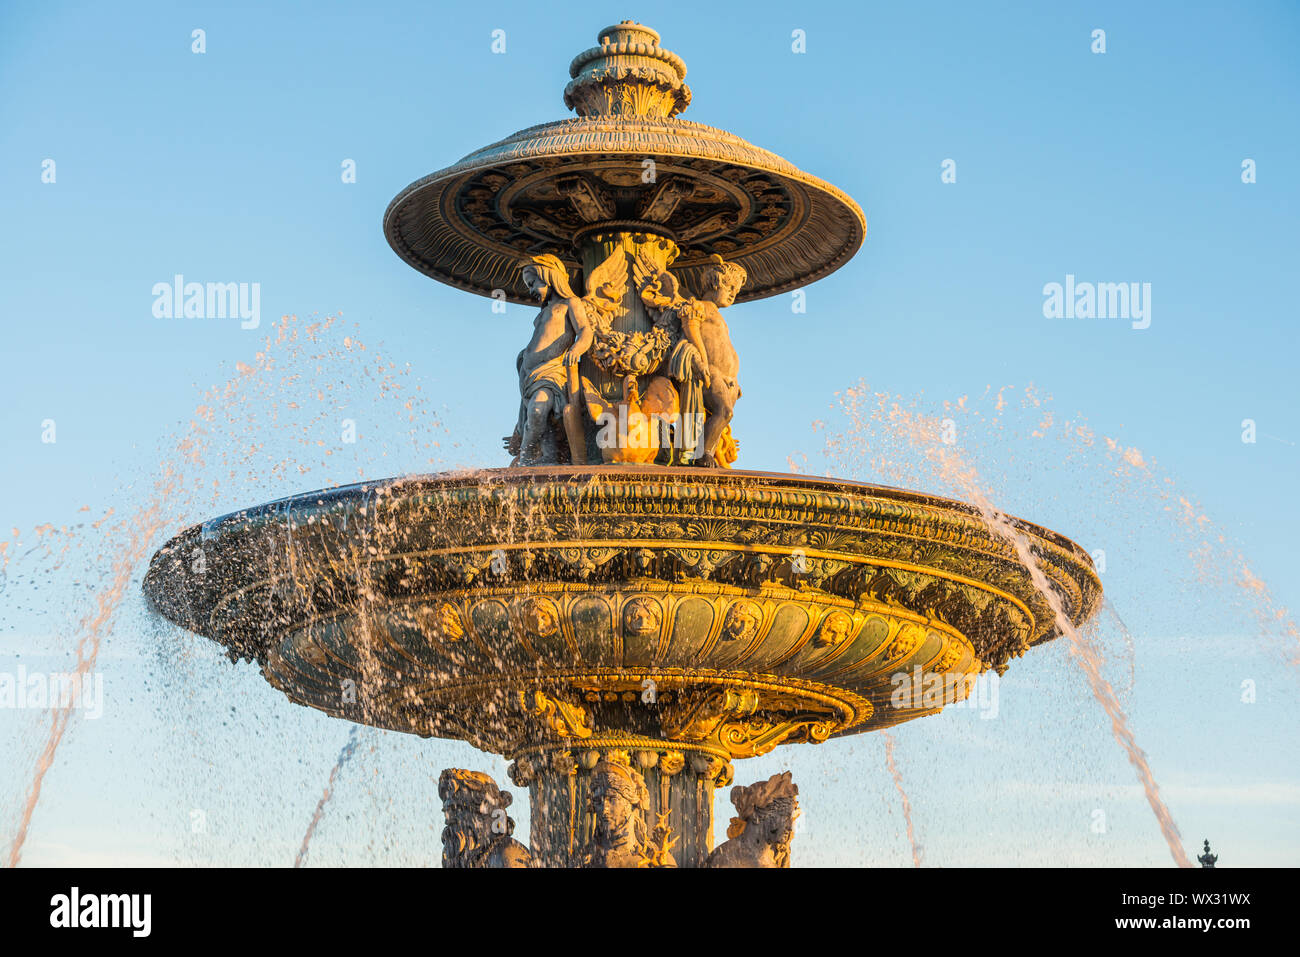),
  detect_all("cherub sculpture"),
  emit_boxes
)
[635,252,747,467]
[706,771,800,868]
[438,768,534,868]
[505,250,627,465]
